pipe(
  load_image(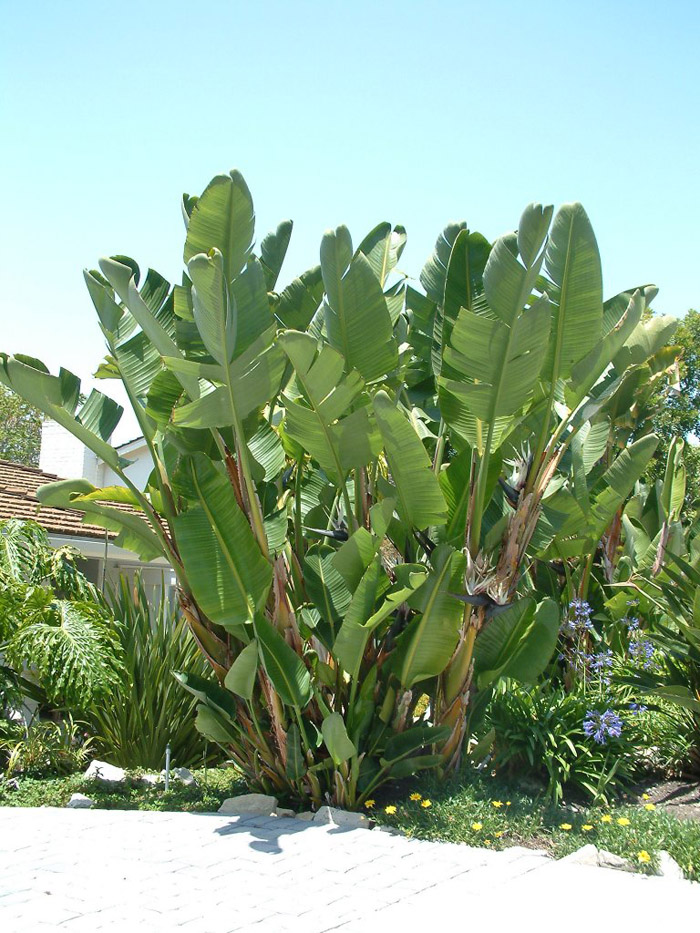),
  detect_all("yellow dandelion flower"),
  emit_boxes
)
[421,799,432,809]
[601,814,613,823]
[484,839,492,845]
[616,817,630,826]
[560,823,572,831]
[582,824,593,832]
[492,800,504,808]
[384,805,397,815]
[644,803,656,811]
[637,850,651,864]
[494,831,504,838]
[506,801,511,806]
[471,822,483,832]
[364,800,375,809]
[409,793,422,802]
[642,793,651,800]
